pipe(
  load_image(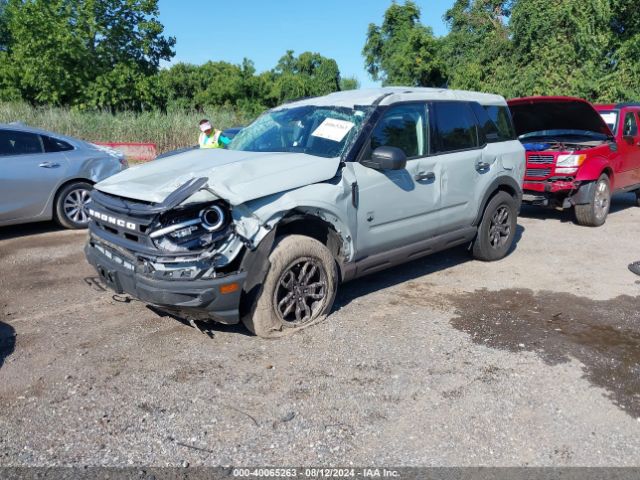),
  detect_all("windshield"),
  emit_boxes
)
[228,105,373,158]
[598,110,618,134]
